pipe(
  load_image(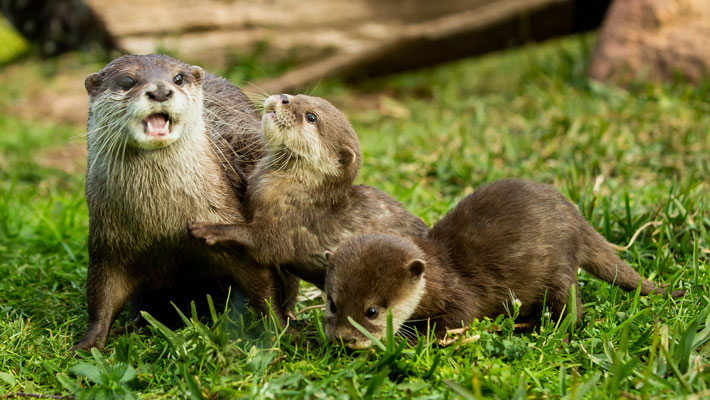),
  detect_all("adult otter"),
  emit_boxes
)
[324,179,686,349]
[74,54,295,351]
[190,94,429,289]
